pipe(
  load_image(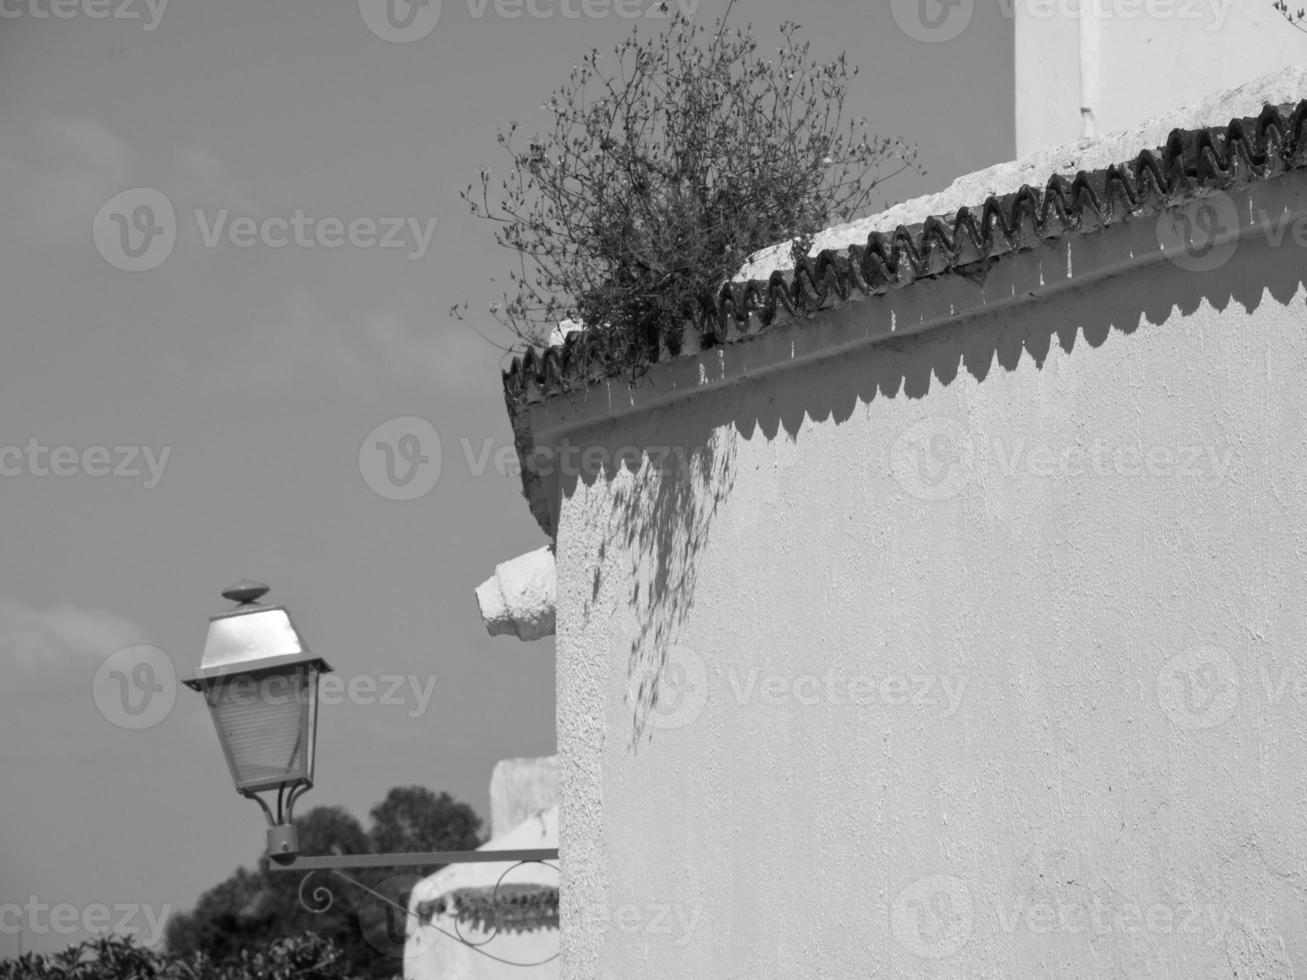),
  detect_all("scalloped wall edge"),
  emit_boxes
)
[502,97,1307,539]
